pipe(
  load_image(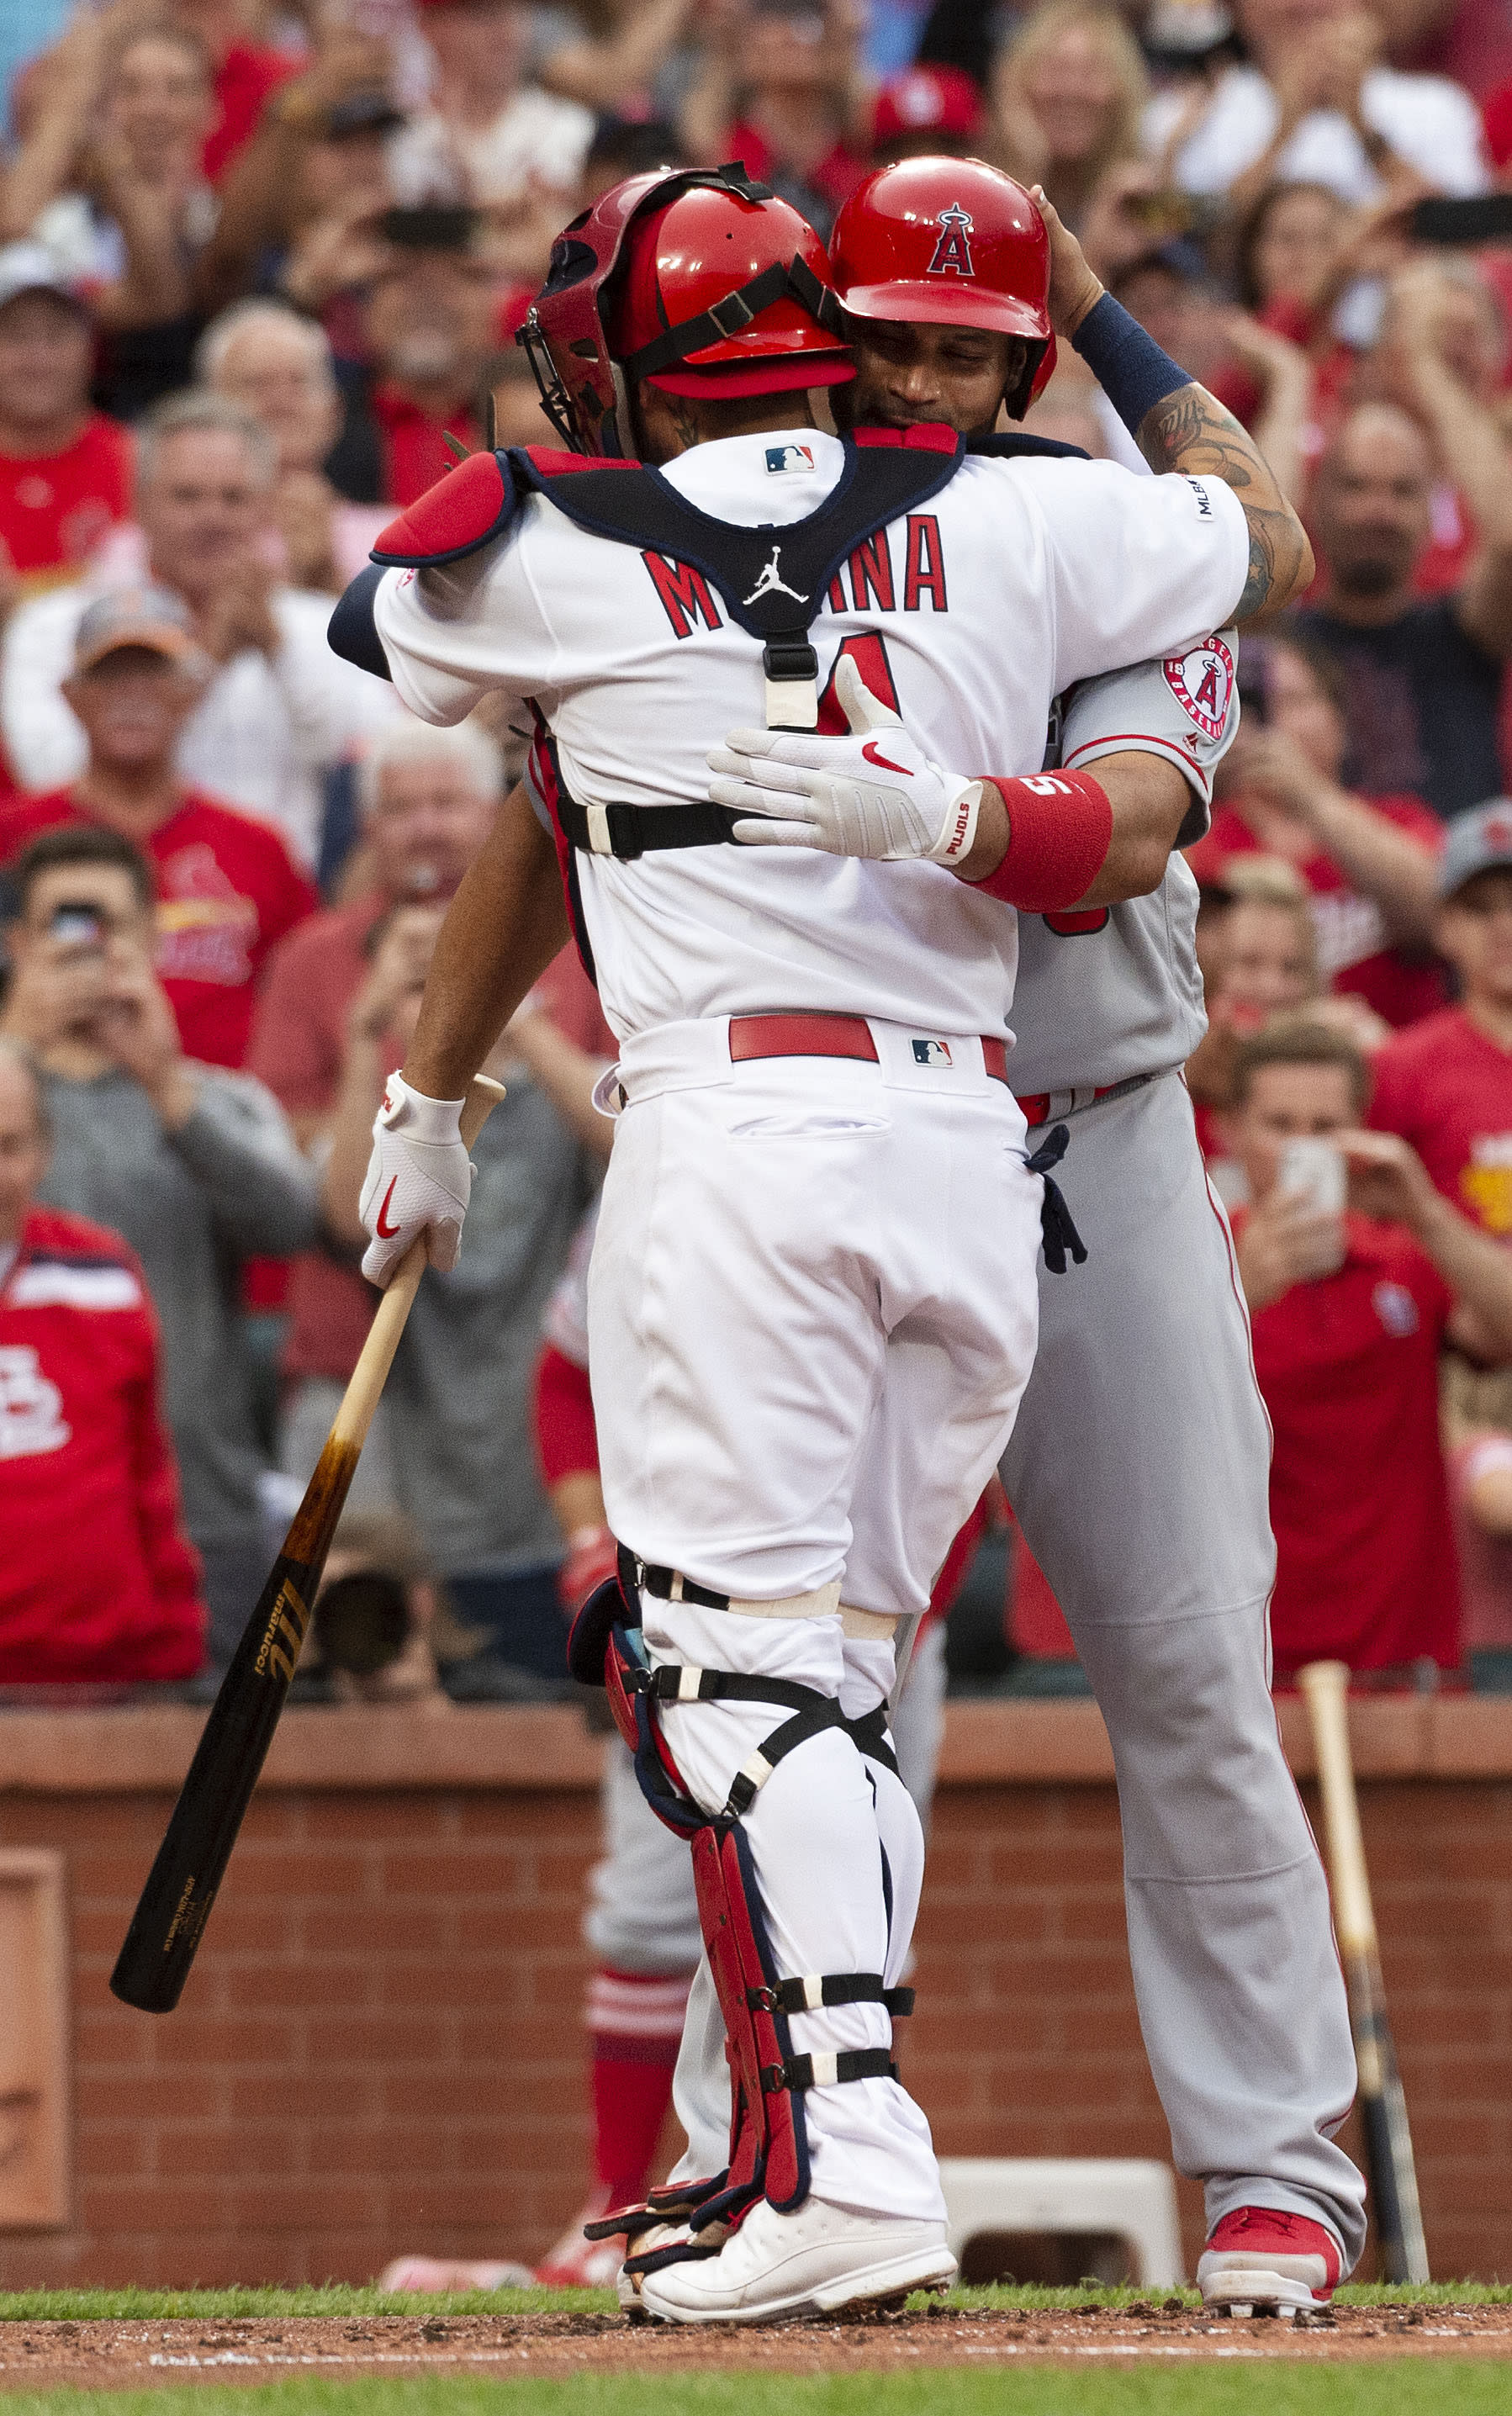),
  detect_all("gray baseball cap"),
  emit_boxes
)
[0,241,87,318]
[1439,799,1512,898]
